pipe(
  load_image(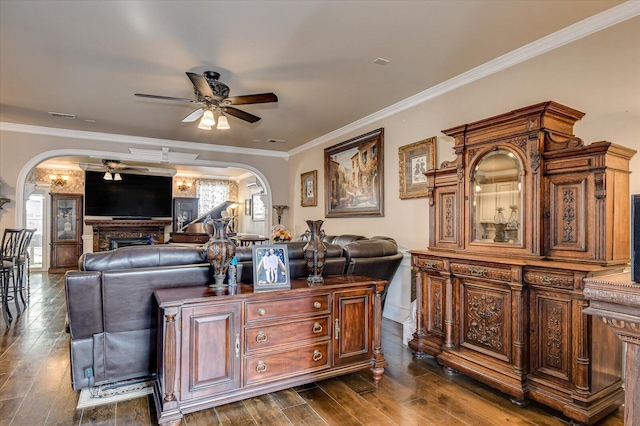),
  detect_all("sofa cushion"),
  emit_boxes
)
[80,245,206,271]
